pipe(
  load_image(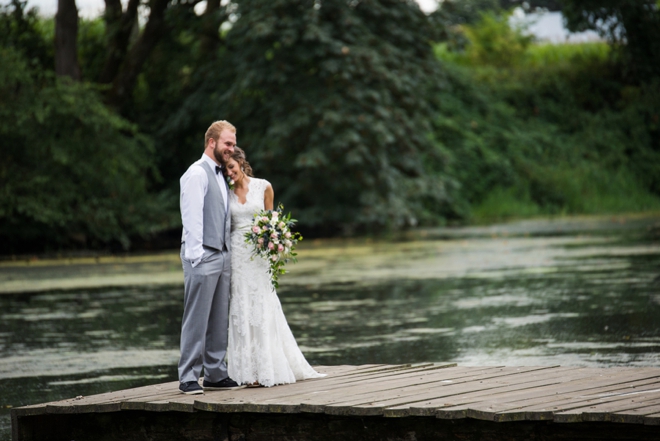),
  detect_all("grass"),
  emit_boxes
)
[471,166,660,223]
